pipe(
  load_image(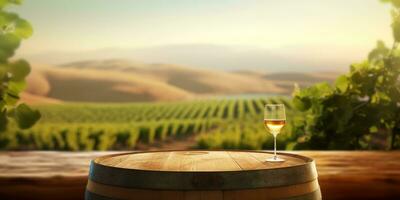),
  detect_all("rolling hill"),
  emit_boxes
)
[261,71,339,91]
[22,59,340,103]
